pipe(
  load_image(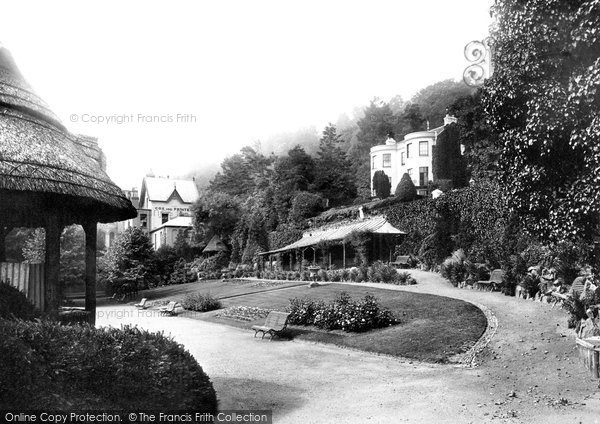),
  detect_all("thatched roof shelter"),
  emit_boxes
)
[0,45,136,323]
[202,235,229,256]
[0,46,136,227]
